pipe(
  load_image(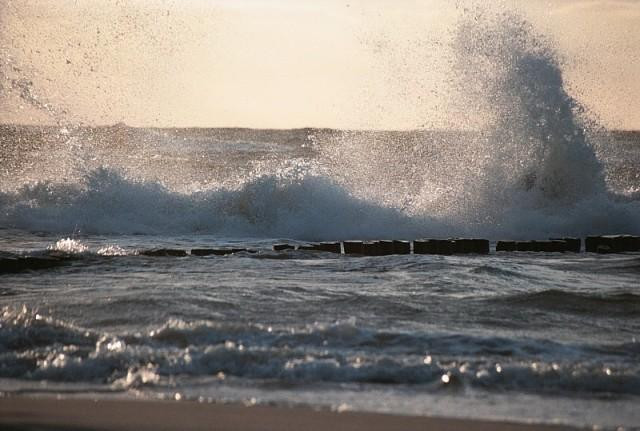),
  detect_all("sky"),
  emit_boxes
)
[0,0,638,130]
